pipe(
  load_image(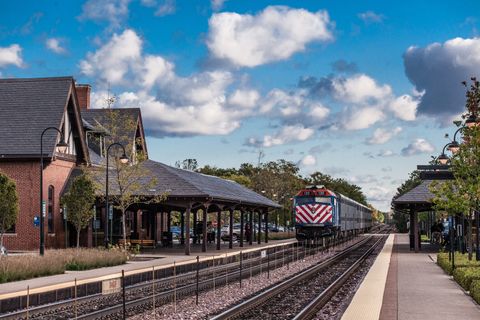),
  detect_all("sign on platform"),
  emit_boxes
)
[261,250,267,258]
[102,278,122,295]
[33,216,40,227]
